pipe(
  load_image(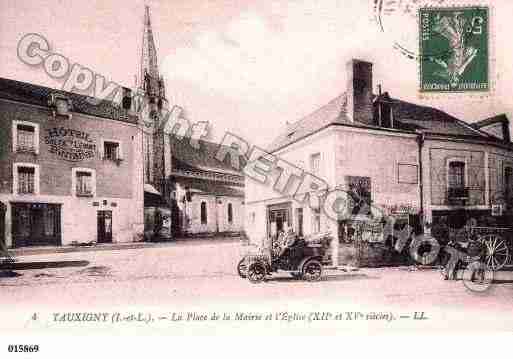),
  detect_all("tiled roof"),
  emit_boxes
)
[388,97,491,138]
[267,91,500,152]
[174,176,244,197]
[267,93,351,152]
[170,137,245,176]
[0,77,137,124]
